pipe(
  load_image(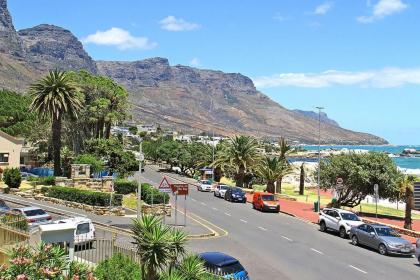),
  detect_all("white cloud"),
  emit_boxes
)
[313,2,333,15]
[189,58,201,67]
[82,27,157,50]
[253,68,420,88]
[357,0,408,23]
[159,16,201,31]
